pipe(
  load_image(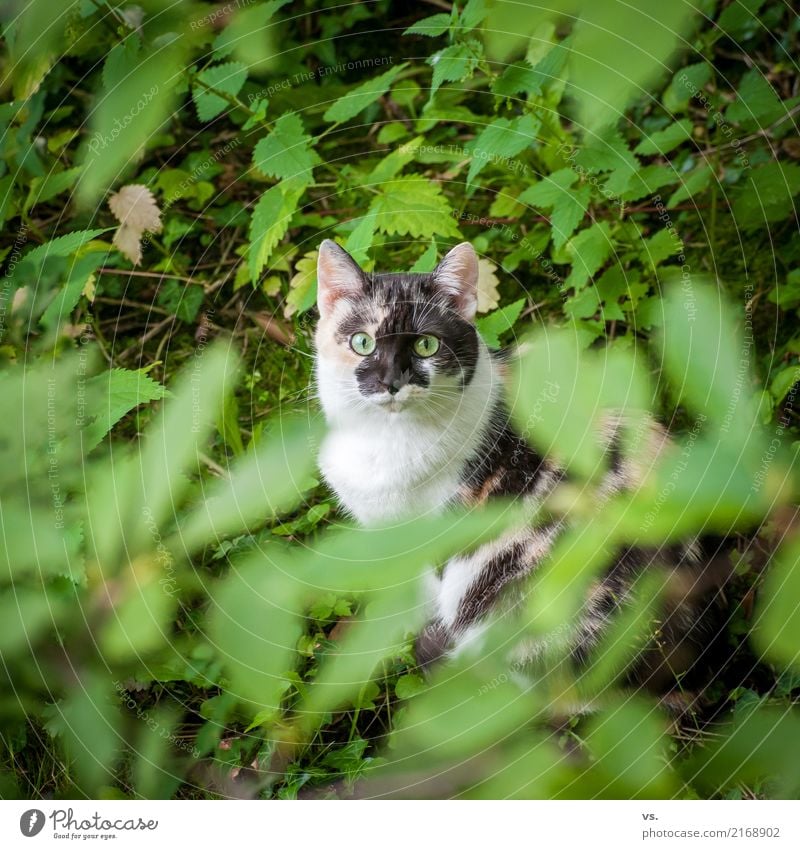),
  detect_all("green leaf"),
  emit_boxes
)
[726,68,785,128]
[519,169,590,249]
[21,229,108,268]
[84,367,167,450]
[192,61,249,122]
[663,62,712,113]
[248,182,305,283]
[476,298,525,347]
[24,166,84,213]
[428,40,481,98]
[213,0,290,65]
[323,63,407,123]
[368,176,461,240]
[634,119,693,156]
[410,239,438,272]
[732,162,800,229]
[667,163,713,207]
[253,112,321,181]
[466,113,539,186]
[404,13,451,37]
[564,222,613,290]
[395,674,426,699]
